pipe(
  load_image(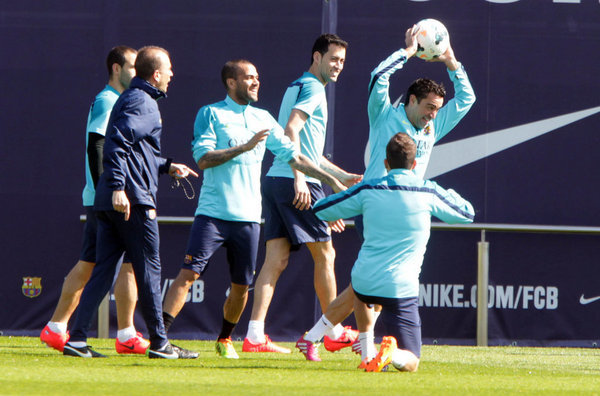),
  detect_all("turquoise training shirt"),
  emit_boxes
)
[365,49,476,180]
[82,85,120,206]
[267,72,327,184]
[313,169,474,299]
[193,96,298,223]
